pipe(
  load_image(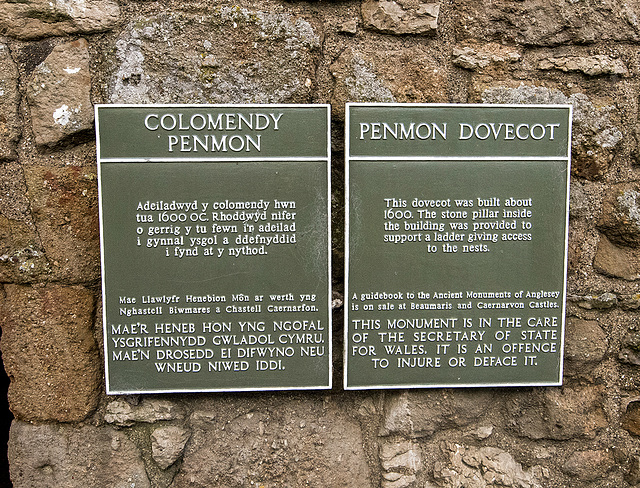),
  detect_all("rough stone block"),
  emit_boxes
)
[452,0,640,46]
[0,0,119,40]
[434,442,542,488]
[361,0,439,35]
[539,55,628,77]
[623,399,640,436]
[0,284,99,422]
[482,85,622,180]
[452,43,521,71]
[599,184,640,247]
[380,440,421,488]
[8,421,150,488]
[26,38,93,148]
[0,161,51,283]
[108,9,320,105]
[151,426,191,470]
[330,46,448,120]
[0,41,20,161]
[594,234,640,280]
[562,449,615,481]
[105,399,185,427]
[508,385,607,440]
[22,164,100,283]
[619,332,640,366]
[172,397,370,487]
[564,318,608,372]
[380,389,495,437]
